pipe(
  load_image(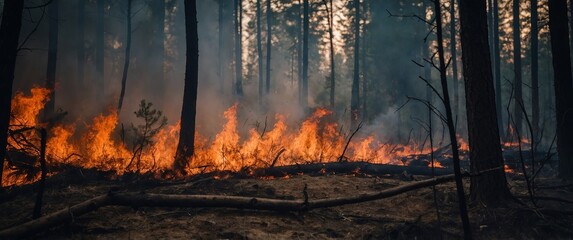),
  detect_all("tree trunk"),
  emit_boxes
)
[77,0,85,85]
[459,0,511,206]
[450,0,459,124]
[174,0,200,173]
[218,0,224,93]
[96,0,104,100]
[234,0,243,96]
[257,0,263,104]
[45,0,59,120]
[118,0,132,112]
[361,2,367,121]
[265,0,272,95]
[493,0,503,137]
[298,0,303,105]
[0,0,24,187]
[302,0,309,108]
[548,0,573,179]
[434,0,471,238]
[512,0,523,136]
[531,0,539,148]
[351,0,360,127]
[323,0,335,109]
